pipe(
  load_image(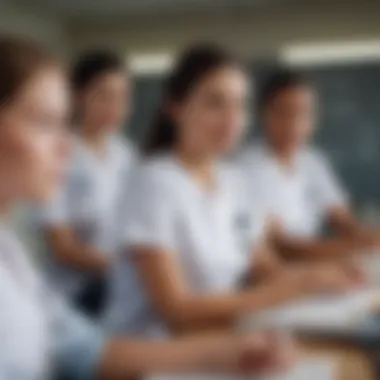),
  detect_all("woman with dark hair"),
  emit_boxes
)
[105,45,356,338]
[39,49,135,318]
[0,35,296,379]
[237,69,380,265]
